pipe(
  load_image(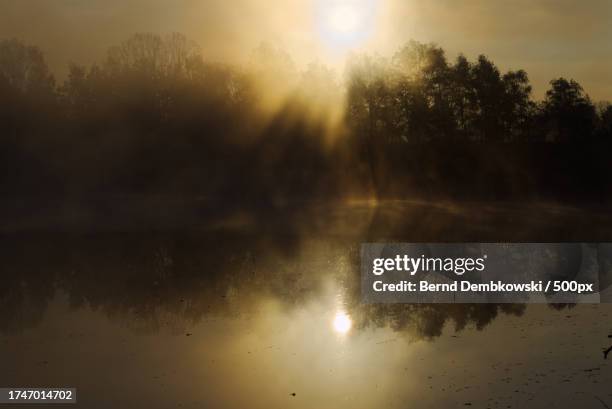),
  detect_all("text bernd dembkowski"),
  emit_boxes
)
[361,243,605,304]
[368,251,595,296]
[373,280,548,293]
